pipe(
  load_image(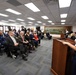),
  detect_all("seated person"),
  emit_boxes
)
[4,31,9,37]
[46,32,52,40]
[37,30,41,45]
[17,31,32,54]
[33,32,39,47]
[25,32,35,50]
[34,32,39,41]
[70,32,76,40]
[29,31,38,47]
[0,30,7,55]
[13,29,19,37]
[6,30,27,61]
